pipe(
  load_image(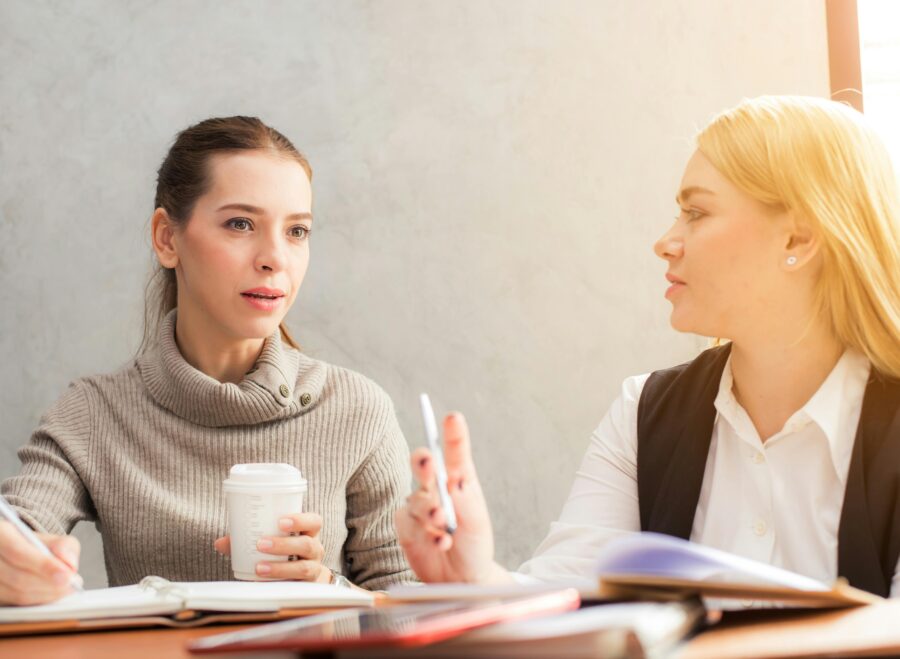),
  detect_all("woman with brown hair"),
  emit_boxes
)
[0,116,413,605]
